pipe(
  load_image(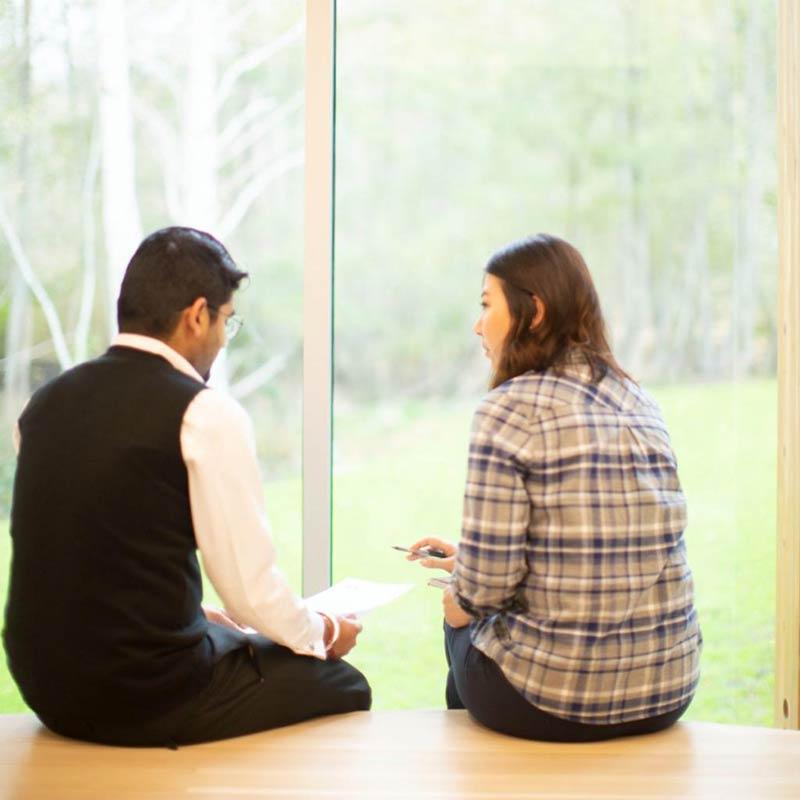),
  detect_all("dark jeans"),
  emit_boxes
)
[445,623,691,742]
[37,635,371,748]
